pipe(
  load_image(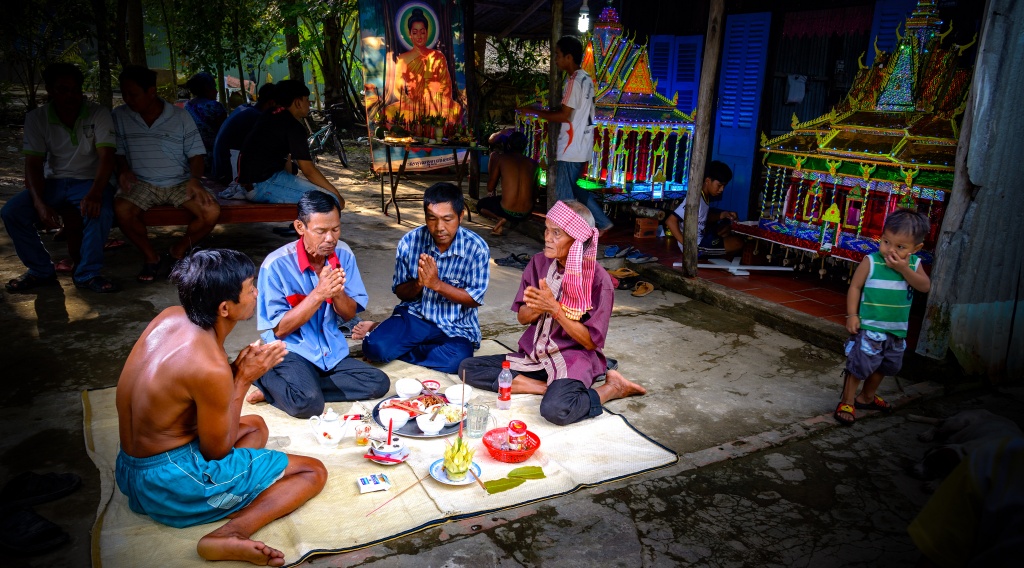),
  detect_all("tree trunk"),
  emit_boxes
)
[464,0,480,198]
[127,0,146,66]
[91,0,112,107]
[158,0,176,91]
[113,0,130,66]
[233,4,245,98]
[916,0,1024,380]
[283,2,304,82]
[321,15,344,107]
[546,0,562,209]
[682,0,724,277]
